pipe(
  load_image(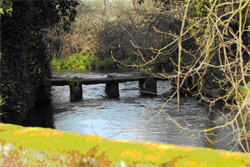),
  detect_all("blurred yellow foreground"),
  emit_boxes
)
[0,123,250,166]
